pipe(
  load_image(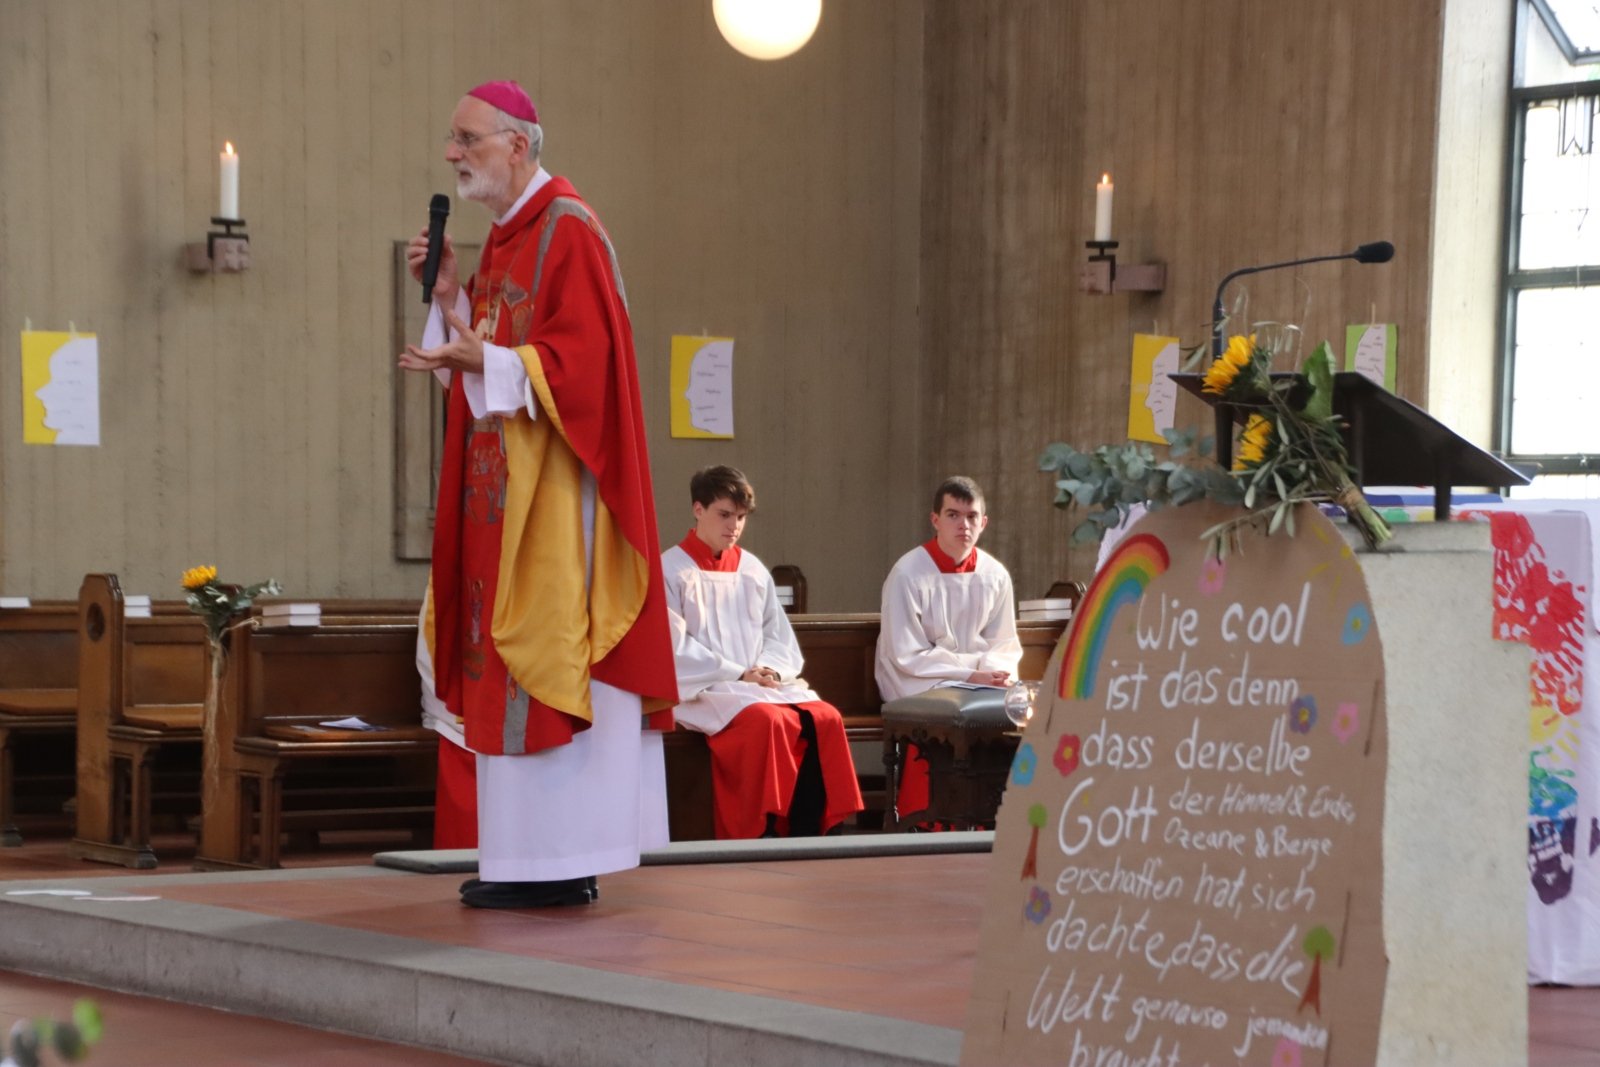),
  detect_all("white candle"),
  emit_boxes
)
[220,142,240,220]
[1094,173,1114,241]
